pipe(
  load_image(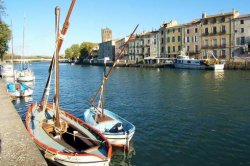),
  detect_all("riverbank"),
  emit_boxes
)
[77,59,250,70]
[0,80,47,165]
